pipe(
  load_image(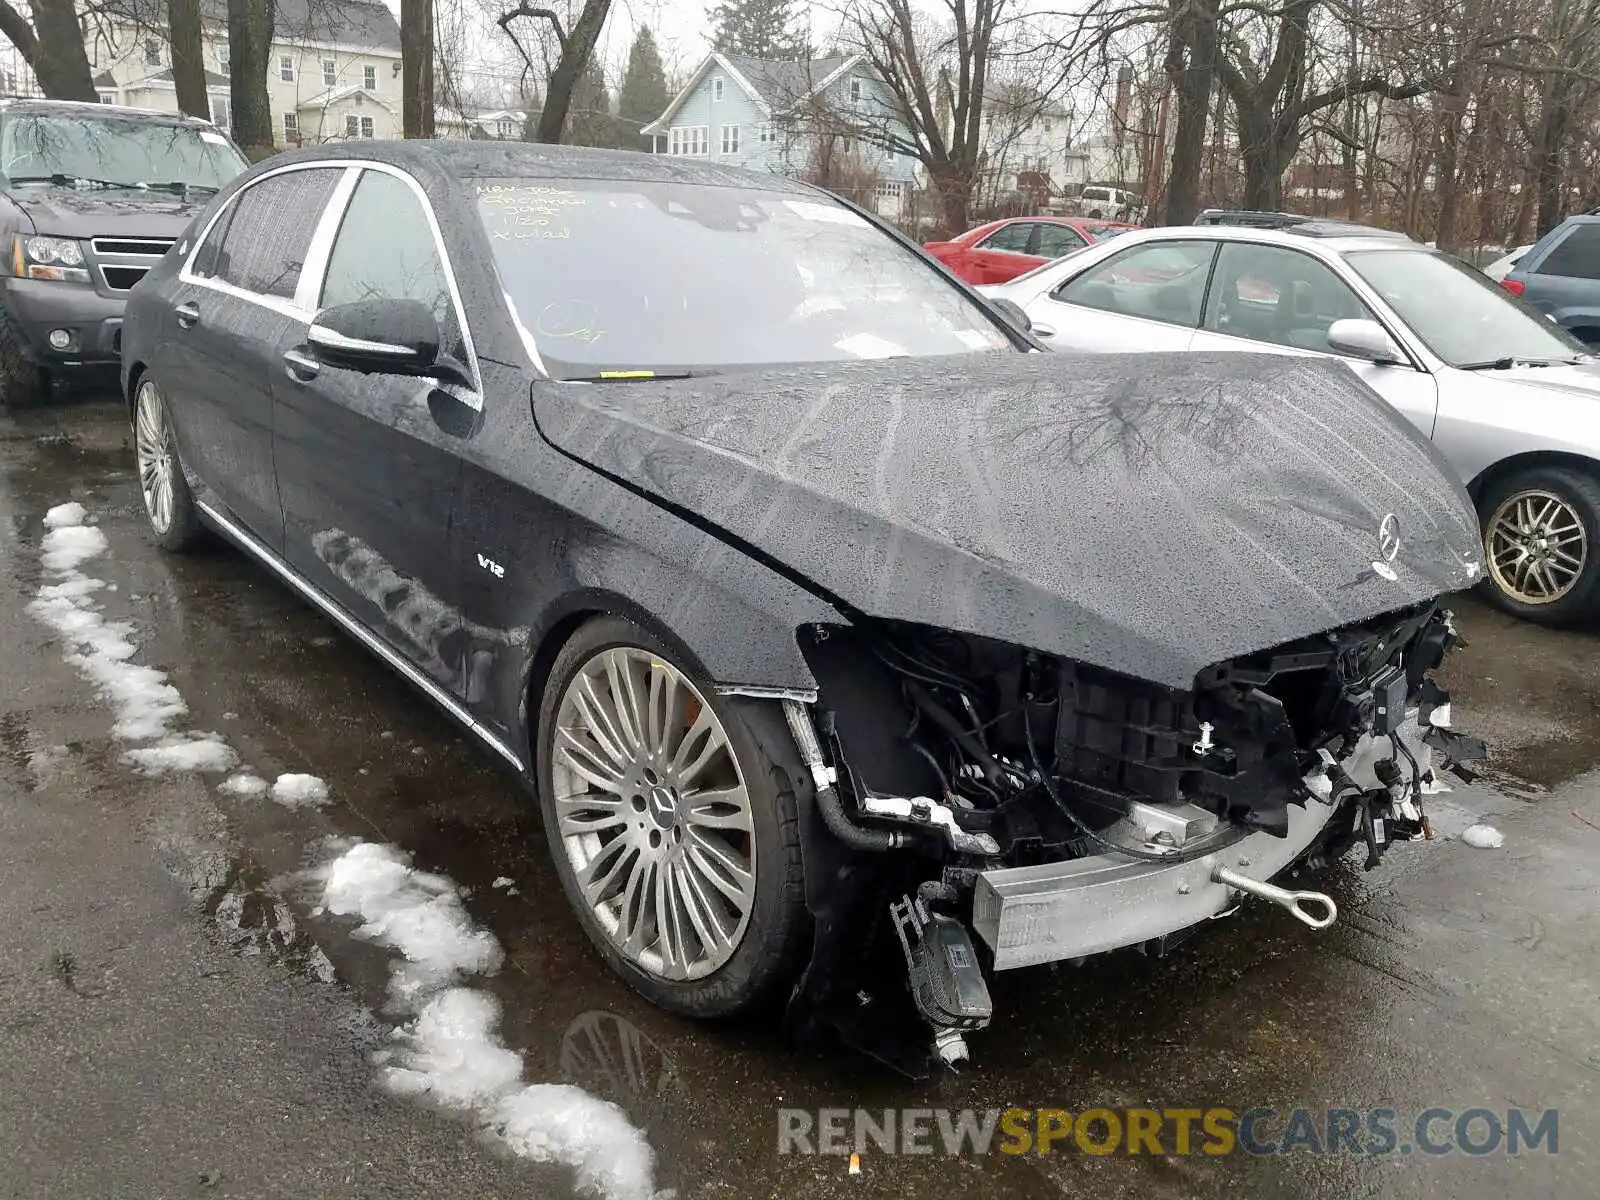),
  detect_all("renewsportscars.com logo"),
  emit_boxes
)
[777,1106,1560,1158]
